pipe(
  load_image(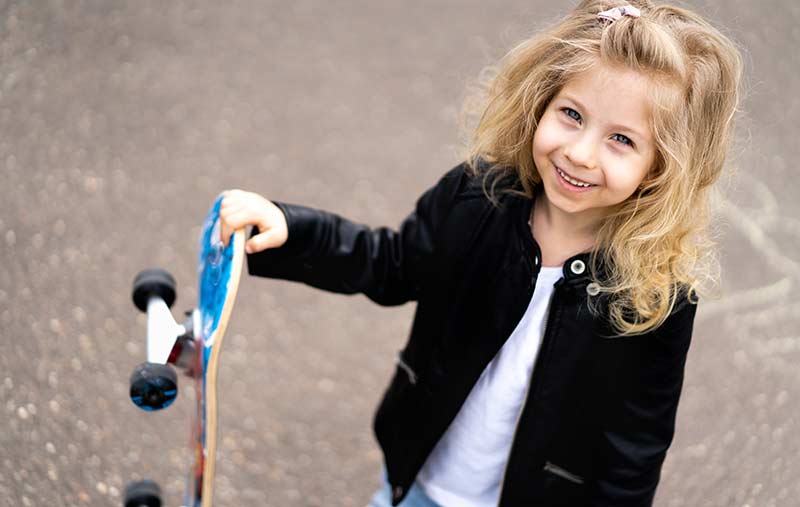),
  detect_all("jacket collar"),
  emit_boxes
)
[513,182,607,284]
